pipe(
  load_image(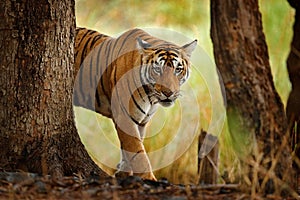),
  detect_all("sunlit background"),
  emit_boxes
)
[74,0,295,184]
